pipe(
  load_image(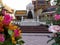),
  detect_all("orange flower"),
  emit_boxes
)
[9,23,18,30]
[0,22,3,28]
[19,30,21,33]
[19,30,22,36]
[0,28,4,32]
[9,24,14,30]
